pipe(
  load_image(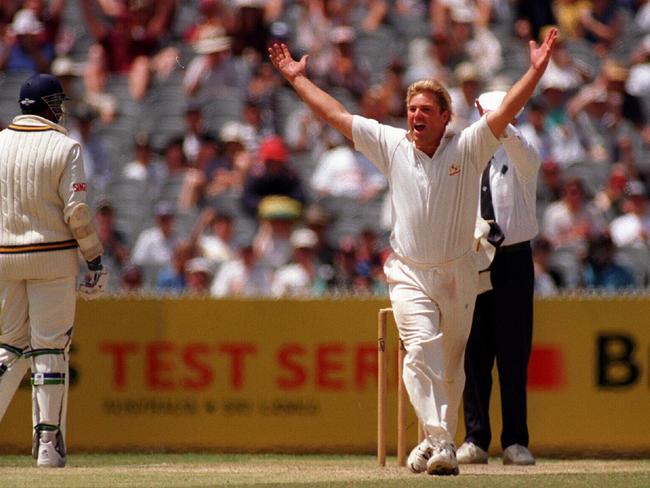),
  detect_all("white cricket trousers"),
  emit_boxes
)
[384,251,478,445]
